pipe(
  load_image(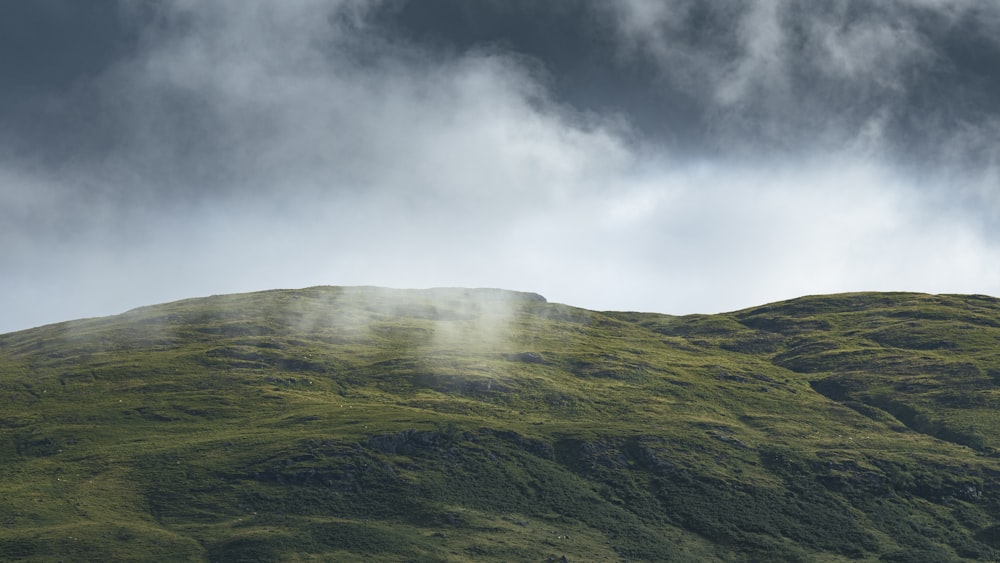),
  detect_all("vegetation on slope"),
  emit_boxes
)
[1,286,999,561]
